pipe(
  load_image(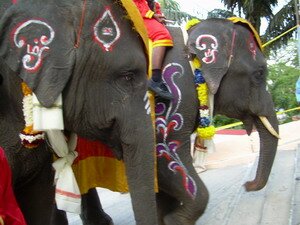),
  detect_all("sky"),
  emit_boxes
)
[174,0,291,34]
